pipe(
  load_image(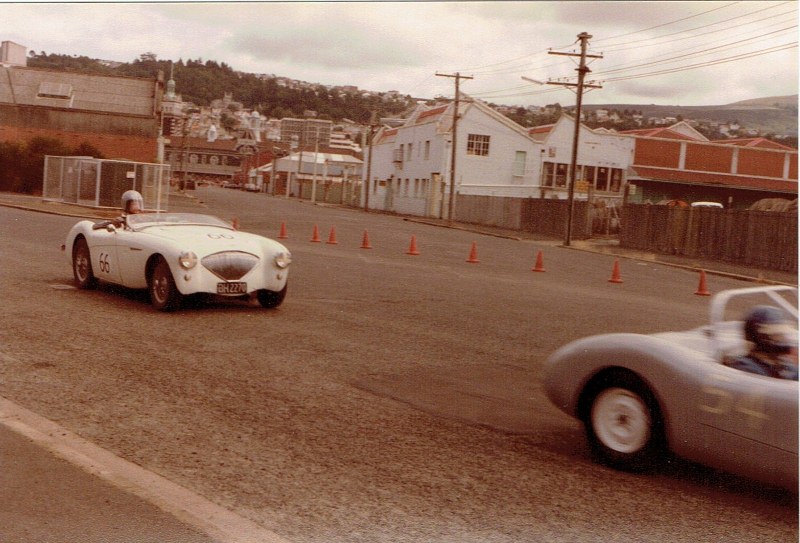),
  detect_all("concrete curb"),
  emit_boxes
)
[0,396,291,543]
